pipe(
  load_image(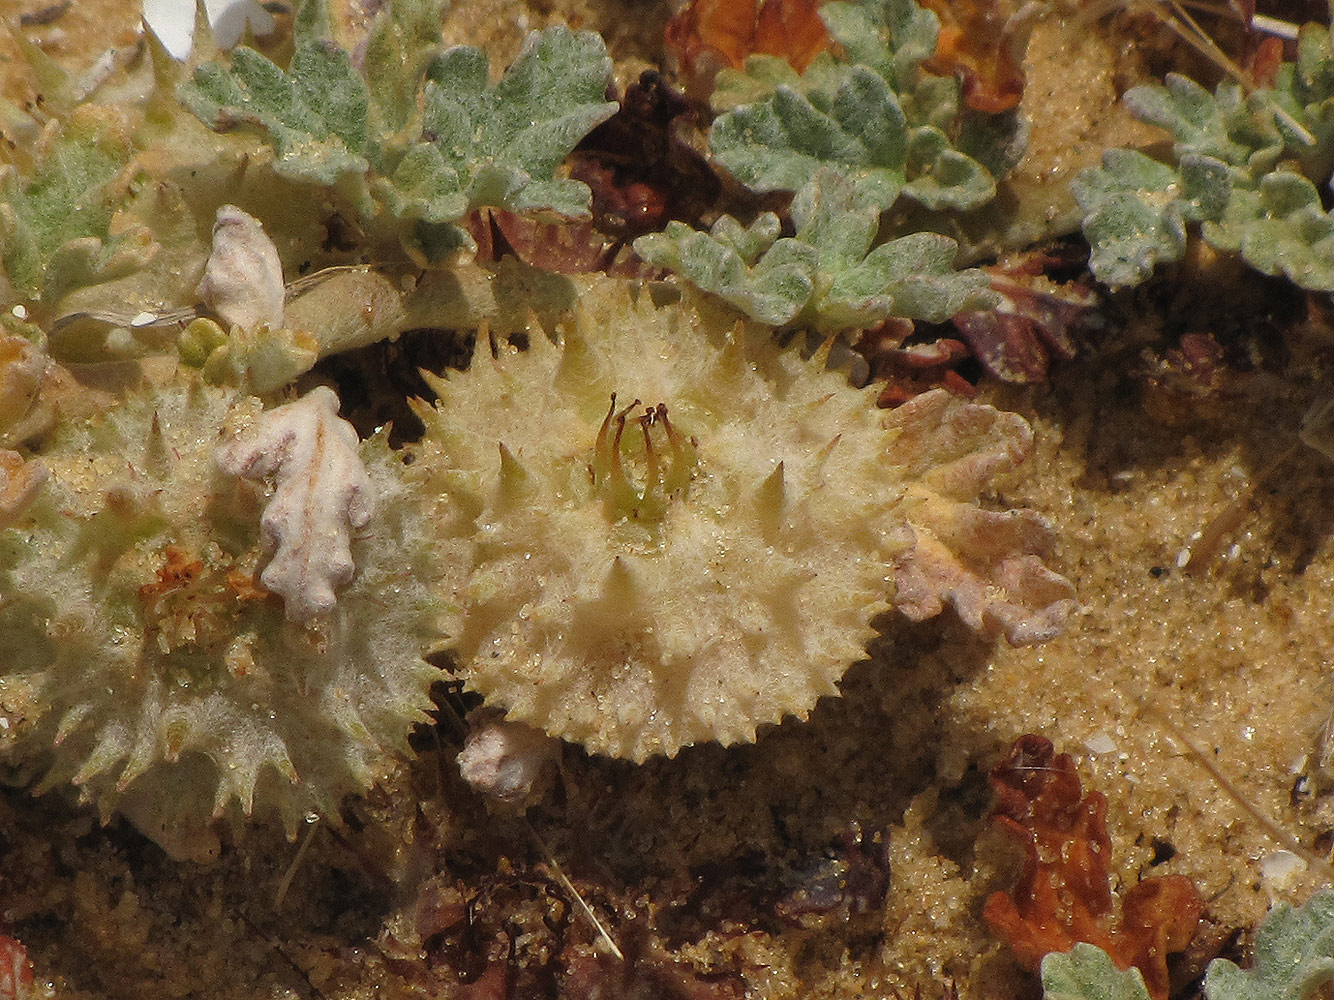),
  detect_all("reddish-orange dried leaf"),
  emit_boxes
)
[983,735,1203,1000]
[665,0,830,93]
[137,545,204,605]
[920,0,1032,112]
[1245,35,1284,88]
[752,0,832,71]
